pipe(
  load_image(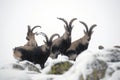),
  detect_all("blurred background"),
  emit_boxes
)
[0,0,120,66]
